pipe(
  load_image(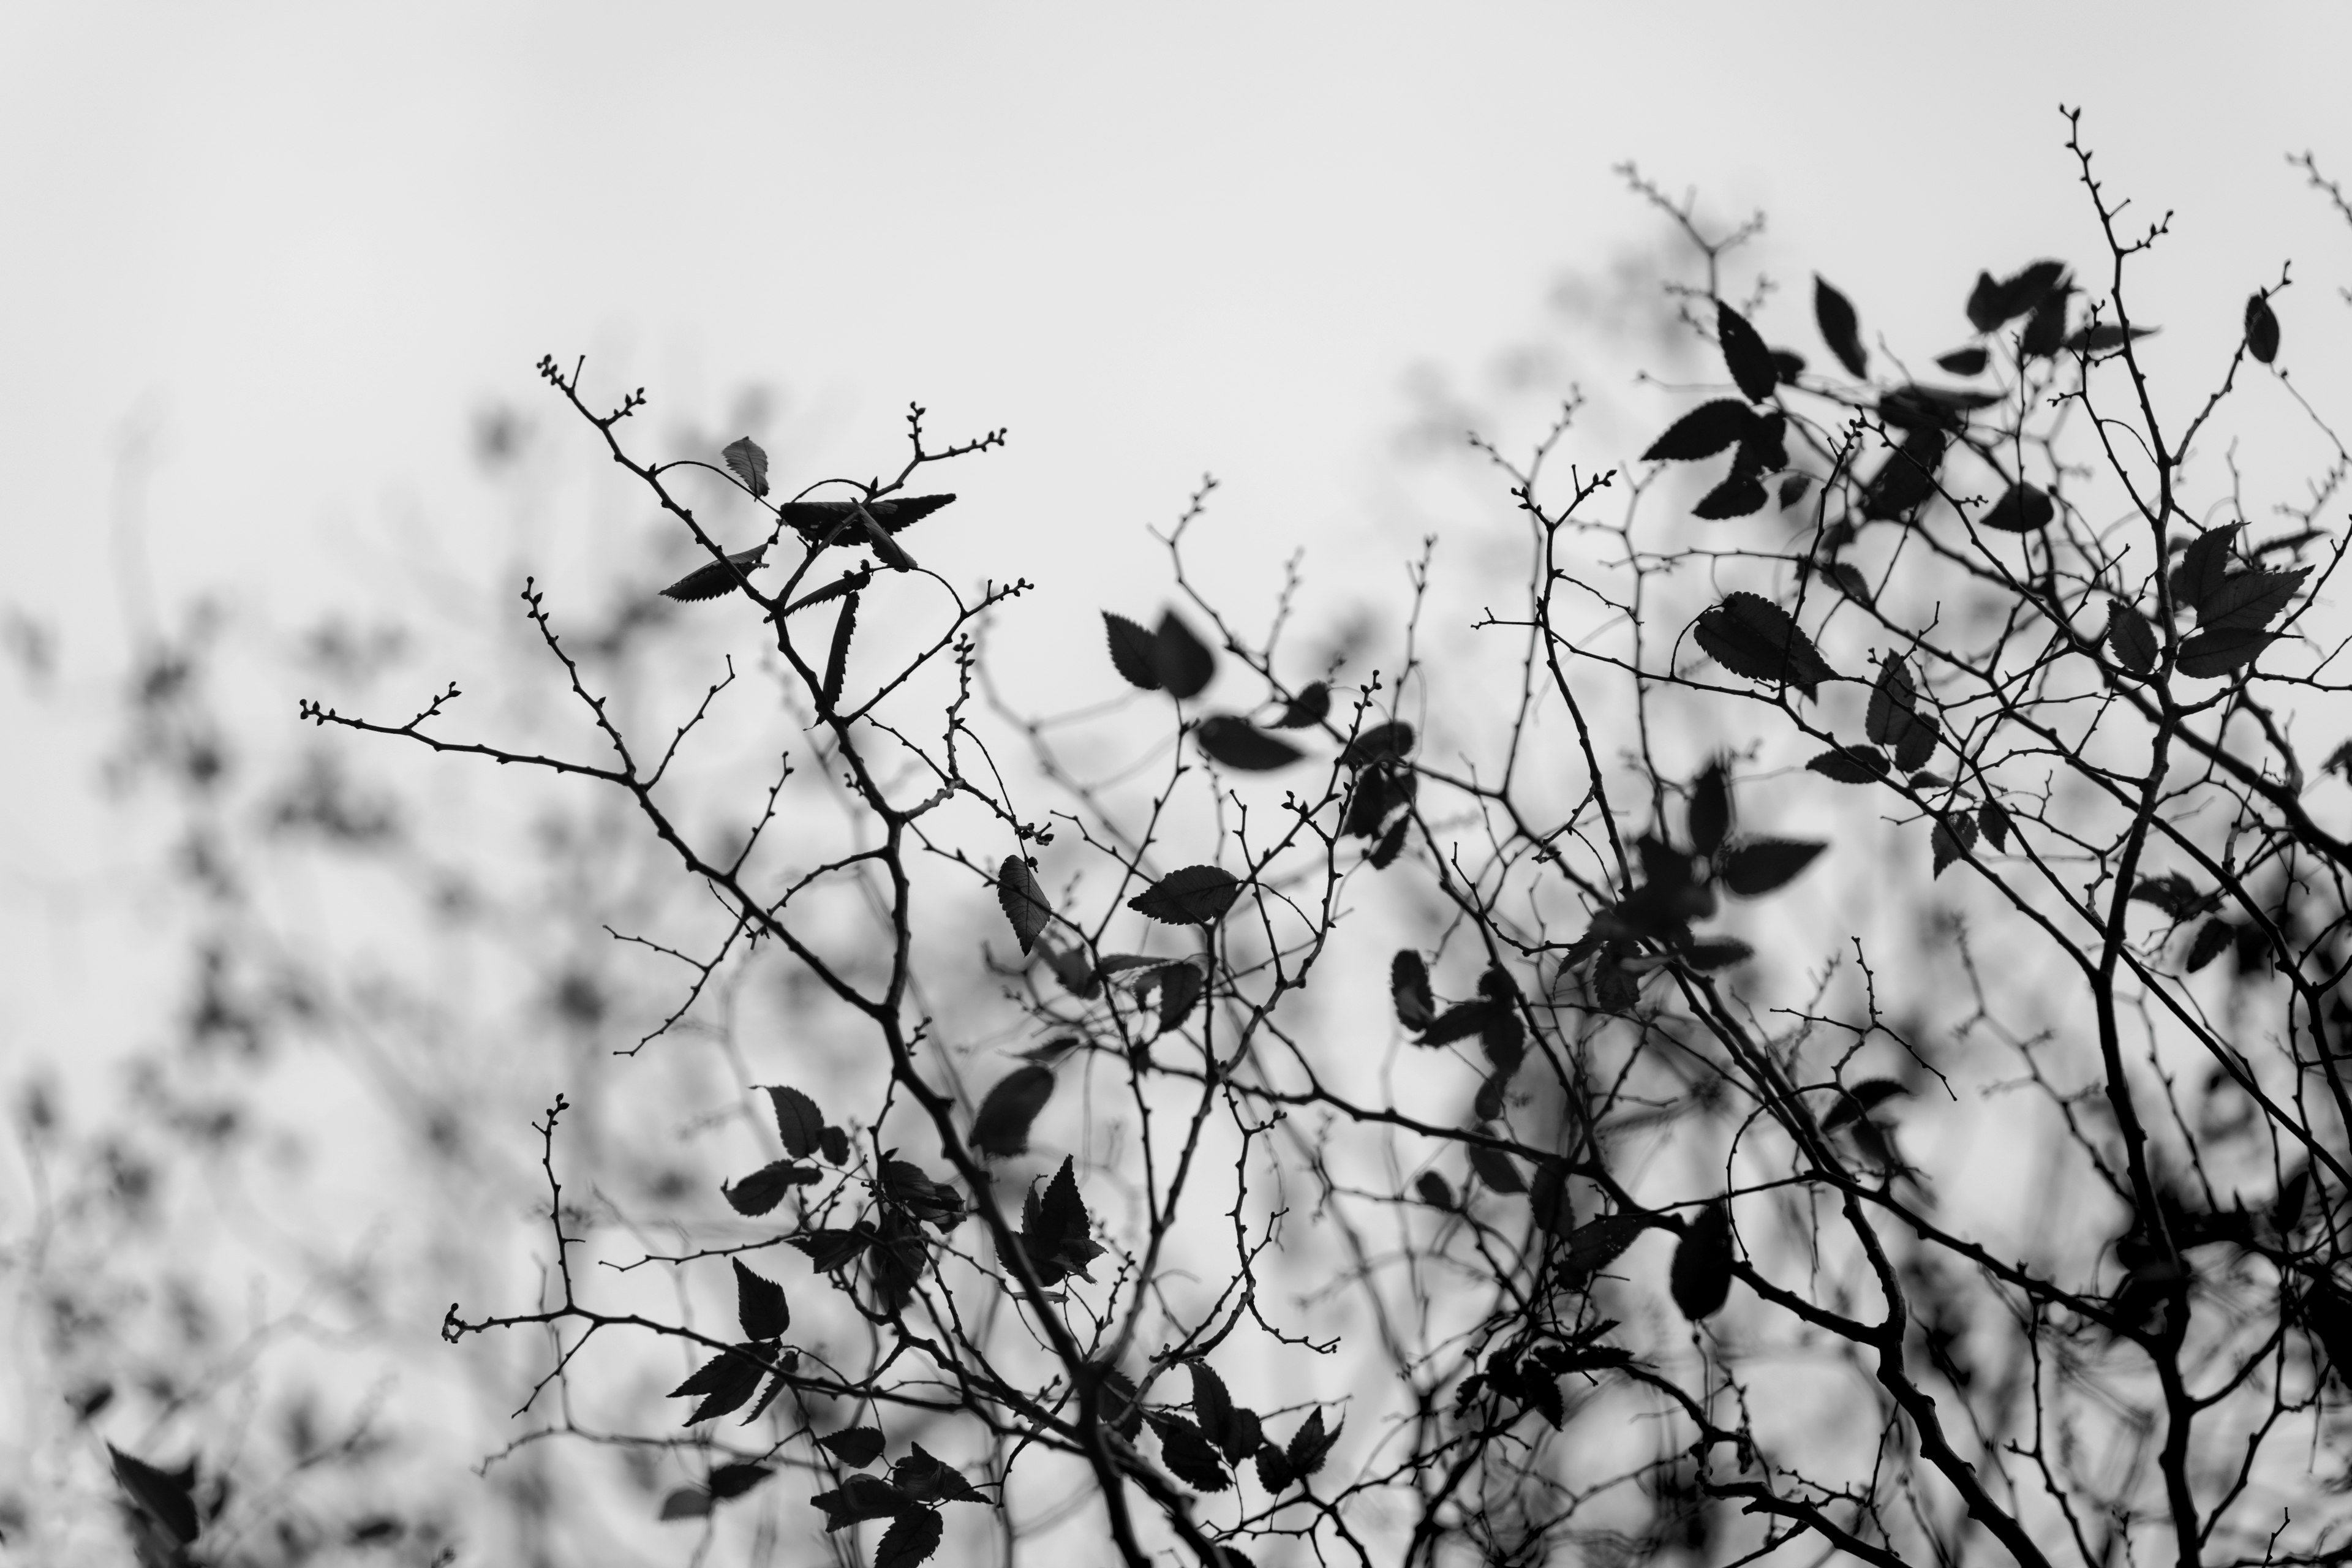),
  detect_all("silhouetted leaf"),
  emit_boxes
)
[1103,612,1163,690]
[108,1445,200,1545]
[767,1085,826,1159]
[2176,628,2278,680]
[1271,682,1330,728]
[818,1126,851,1166]
[777,494,953,549]
[2197,567,2309,636]
[892,1445,987,1505]
[1021,1155,1104,1284]
[1153,611,1217,699]
[996,856,1050,956]
[2131,874,2204,919]
[2185,918,2235,973]
[671,1345,769,1425]
[1720,839,1825,897]
[971,1065,1055,1158]
[1692,592,1838,698]
[818,1427,887,1469]
[2246,292,2281,364]
[1860,428,1947,519]
[2108,601,2159,673]
[746,1357,798,1423]
[725,1159,820,1216]
[1153,1415,1232,1492]
[1670,1199,1735,1319]
[1935,346,1989,376]
[1679,938,1752,971]
[1879,384,2000,431]
[1814,276,1868,379]
[1867,657,1917,746]
[1370,813,1410,869]
[1807,745,1891,784]
[785,568,872,617]
[1931,811,1977,877]
[1980,483,2055,533]
[820,591,859,709]
[1194,715,1306,771]
[1218,1404,1263,1467]
[710,1462,773,1500]
[1039,935,1099,998]
[1391,951,1435,1029]
[1716,300,1777,402]
[1777,472,1813,510]
[1419,1001,1499,1048]
[1768,348,1806,385]
[722,437,770,497]
[2021,284,2073,358]
[1129,864,1242,925]
[1642,399,1754,462]
[1823,1079,1909,1131]
[1468,1143,1525,1194]
[1967,260,2068,331]
[734,1259,789,1341]
[663,546,767,603]
[1978,797,2012,852]
[810,1474,914,1531]
[1338,721,1415,769]
[1144,958,1205,1036]
[874,1507,944,1568]
[2172,525,2242,613]
[1415,1170,1457,1209]
[1189,1360,1237,1452]
[1689,758,1732,857]
[2065,322,2155,355]
[1083,1362,1145,1438]
[1286,1409,1342,1479]
[1692,472,1768,519]
[1254,1441,1297,1493]
[1893,710,1940,774]
[1558,1213,1651,1284]
[659,1487,712,1519]
[2328,741,2352,781]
